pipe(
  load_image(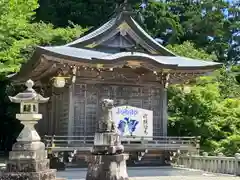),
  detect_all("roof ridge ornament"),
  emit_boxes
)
[115,0,148,23]
[117,0,148,12]
[122,0,130,10]
[116,0,134,14]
